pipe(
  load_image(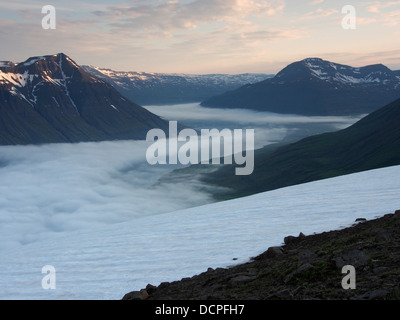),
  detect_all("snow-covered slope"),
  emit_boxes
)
[0,165,399,300]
